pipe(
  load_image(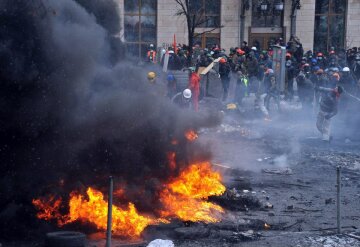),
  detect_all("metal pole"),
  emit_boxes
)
[105,176,113,247]
[336,166,341,234]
